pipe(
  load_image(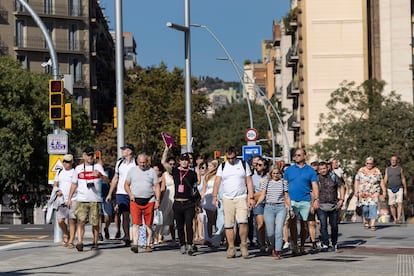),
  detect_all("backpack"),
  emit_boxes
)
[221,159,251,176]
